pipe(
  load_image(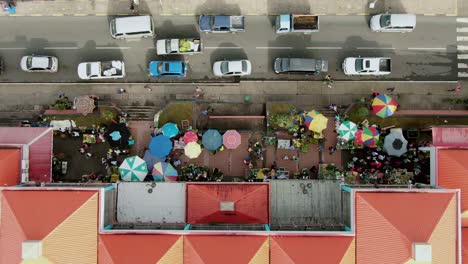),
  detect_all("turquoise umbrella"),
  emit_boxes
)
[119,156,148,181]
[161,122,179,138]
[202,129,222,151]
